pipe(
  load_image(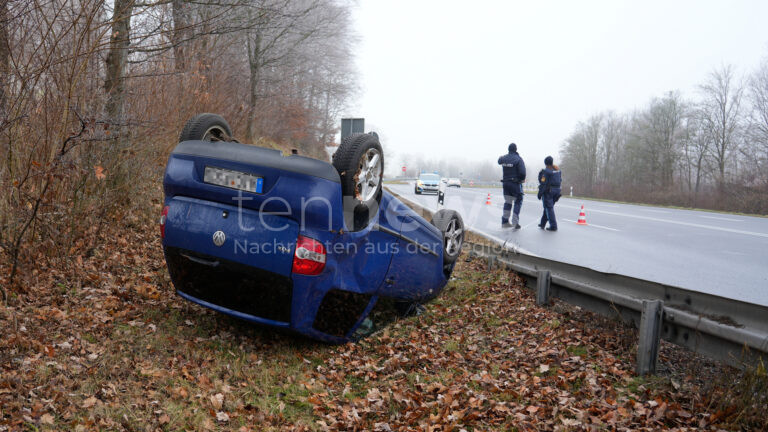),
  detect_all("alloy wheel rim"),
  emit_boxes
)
[444,218,463,256]
[356,148,382,201]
